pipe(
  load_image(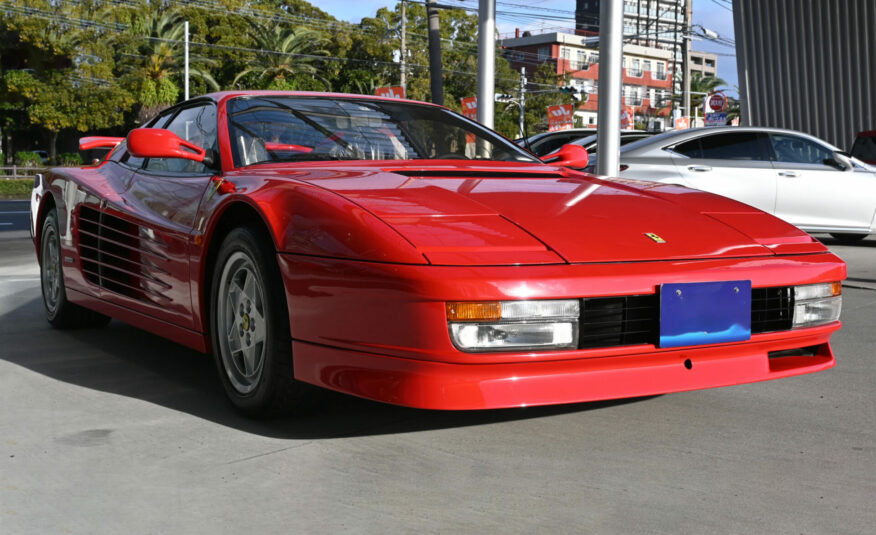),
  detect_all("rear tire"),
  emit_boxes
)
[40,210,111,329]
[210,226,304,417]
[829,233,867,244]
